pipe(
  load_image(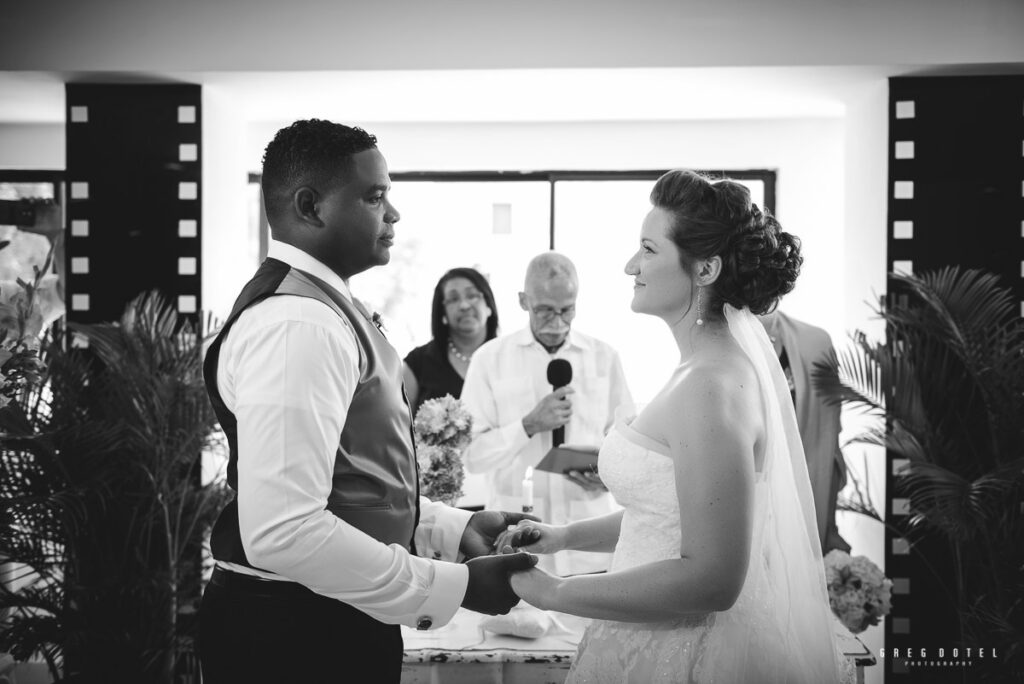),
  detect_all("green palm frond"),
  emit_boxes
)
[892,268,1014,345]
[1,289,228,681]
[813,333,884,413]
